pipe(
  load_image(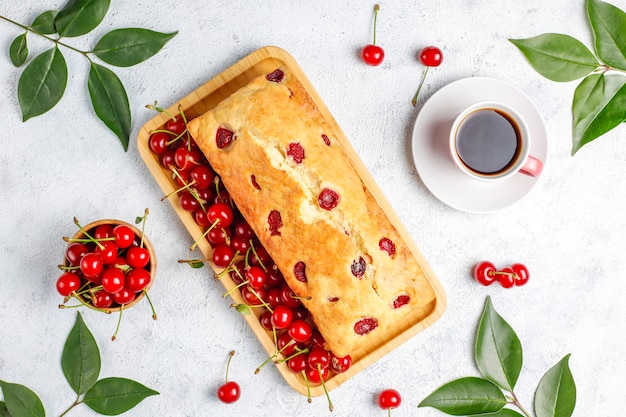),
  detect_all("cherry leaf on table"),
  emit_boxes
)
[534,355,576,417]
[92,28,178,67]
[9,33,28,67]
[418,377,507,416]
[18,47,67,122]
[0,381,45,417]
[509,34,599,82]
[572,73,626,154]
[30,10,59,35]
[83,377,159,415]
[88,62,132,150]
[61,311,101,395]
[587,0,626,71]
[54,0,110,38]
[475,296,523,392]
